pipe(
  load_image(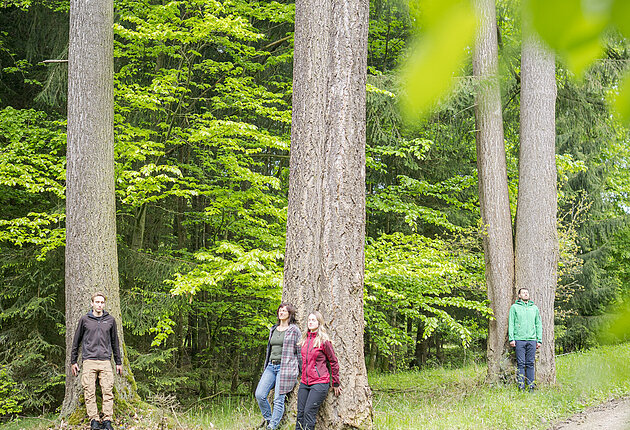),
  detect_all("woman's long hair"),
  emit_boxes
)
[299,311,330,348]
[277,302,297,325]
